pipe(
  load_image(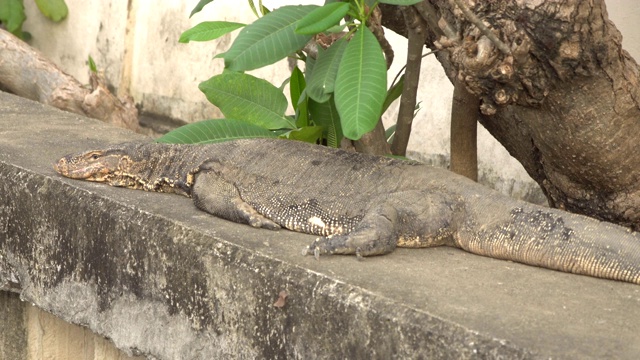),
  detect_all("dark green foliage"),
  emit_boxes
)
[171,0,405,145]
